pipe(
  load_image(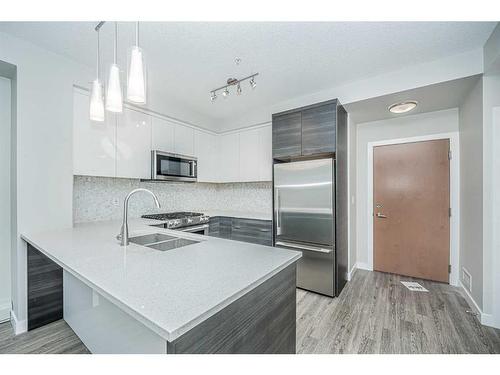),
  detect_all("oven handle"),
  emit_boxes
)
[179,224,209,233]
[275,240,333,254]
